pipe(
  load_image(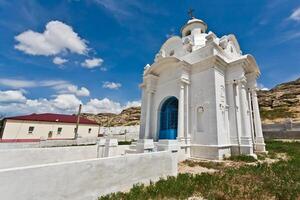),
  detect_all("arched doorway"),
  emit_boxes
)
[159,97,178,140]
